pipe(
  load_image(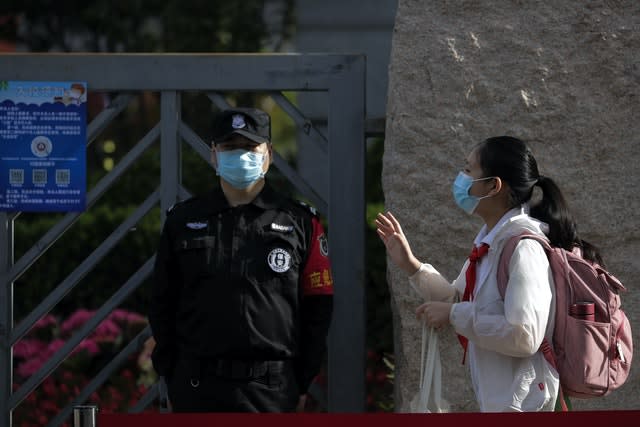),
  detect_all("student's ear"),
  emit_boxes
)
[491,177,503,196]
